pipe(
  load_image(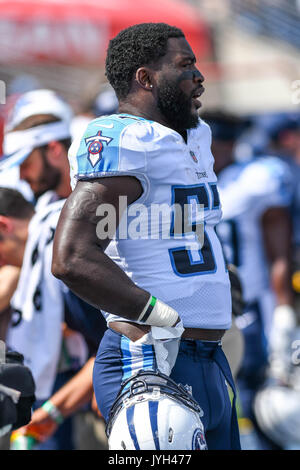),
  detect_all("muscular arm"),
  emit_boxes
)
[262,207,293,305]
[52,177,150,320]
